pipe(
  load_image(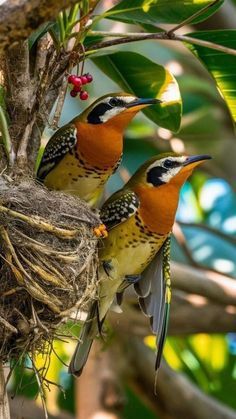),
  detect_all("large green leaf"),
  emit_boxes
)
[105,0,224,25]
[91,52,182,132]
[186,30,236,124]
